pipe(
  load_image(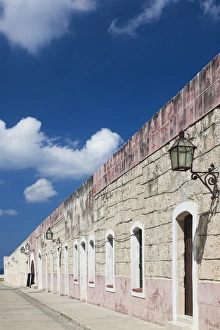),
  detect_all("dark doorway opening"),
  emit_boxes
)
[31,260,35,286]
[184,214,193,316]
